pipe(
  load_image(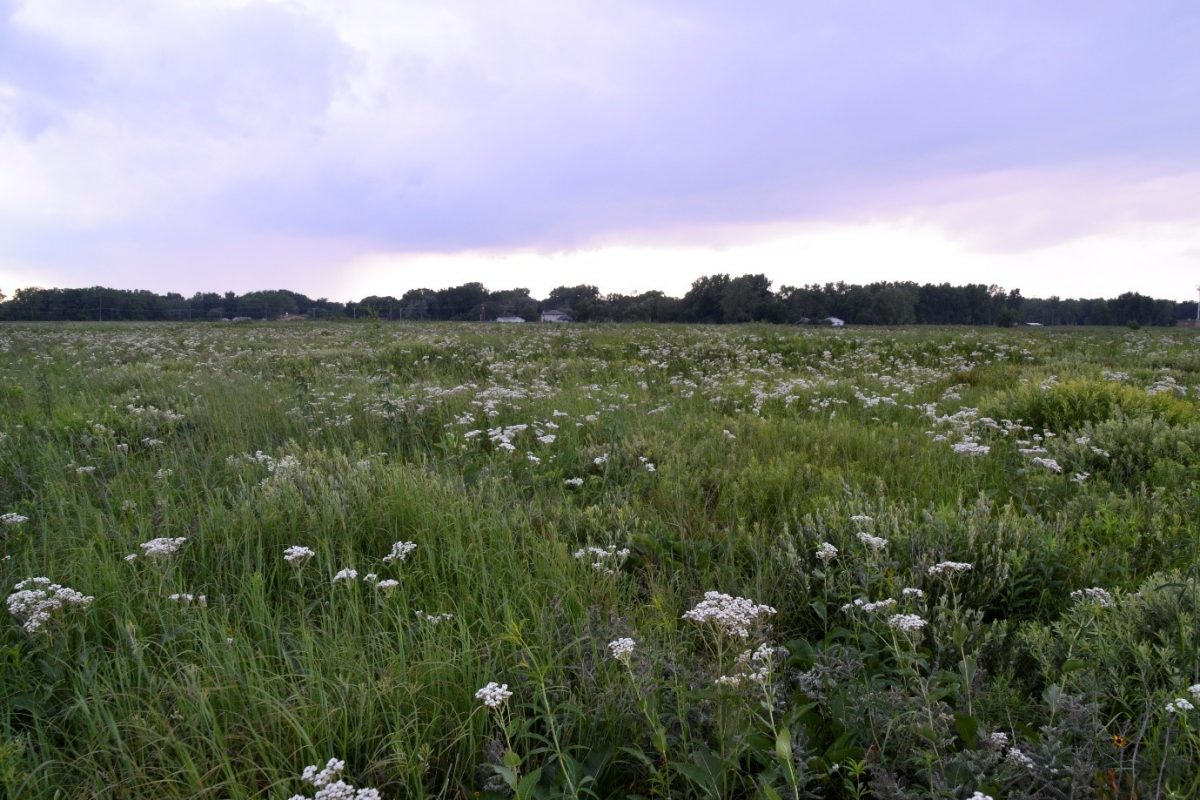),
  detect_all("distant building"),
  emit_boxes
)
[824,316,845,327]
[540,309,571,323]
[495,315,526,323]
